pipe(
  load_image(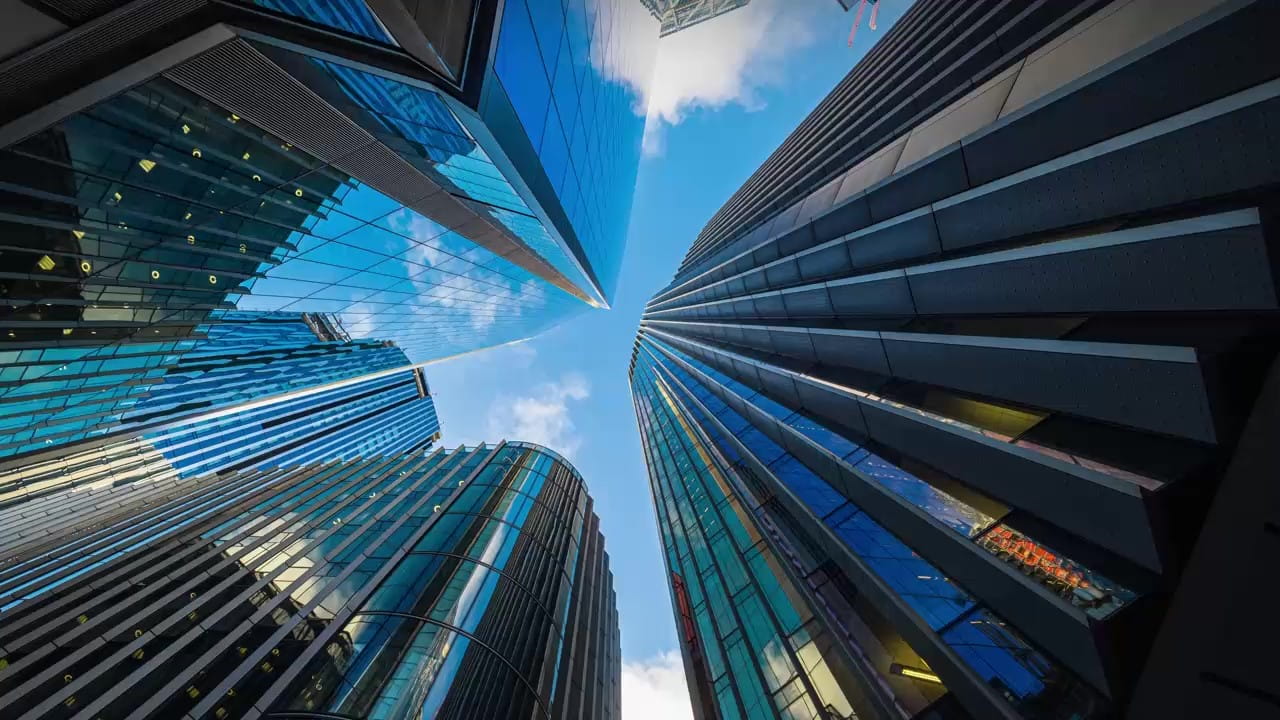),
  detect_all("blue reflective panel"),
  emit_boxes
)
[787,414,865,461]
[824,505,974,630]
[769,454,845,518]
[253,0,395,45]
[496,0,552,147]
[490,0,658,300]
[854,453,998,538]
[942,608,1105,716]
